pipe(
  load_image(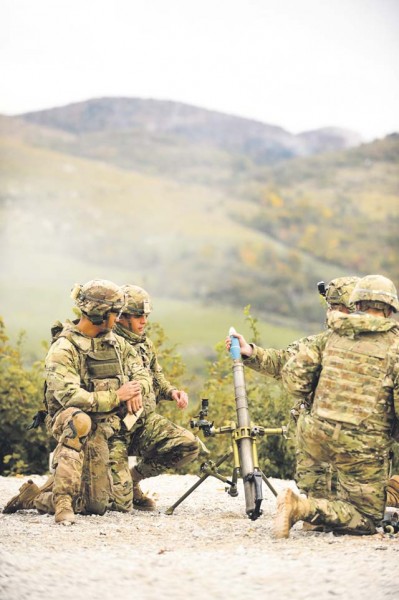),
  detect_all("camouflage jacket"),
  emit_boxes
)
[114,324,176,404]
[45,322,152,420]
[282,312,399,435]
[243,334,319,380]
